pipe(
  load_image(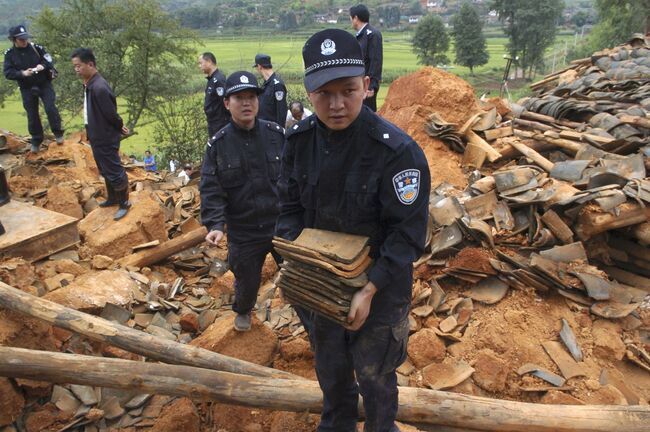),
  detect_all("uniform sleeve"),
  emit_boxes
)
[3,51,22,81]
[275,82,288,127]
[205,78,225,116]
[367,32,383,91]
[367,142,430,291]
[35,45,54,71]
[199,144,227,233]
[95,83,124,131]
[275,135,303,241]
